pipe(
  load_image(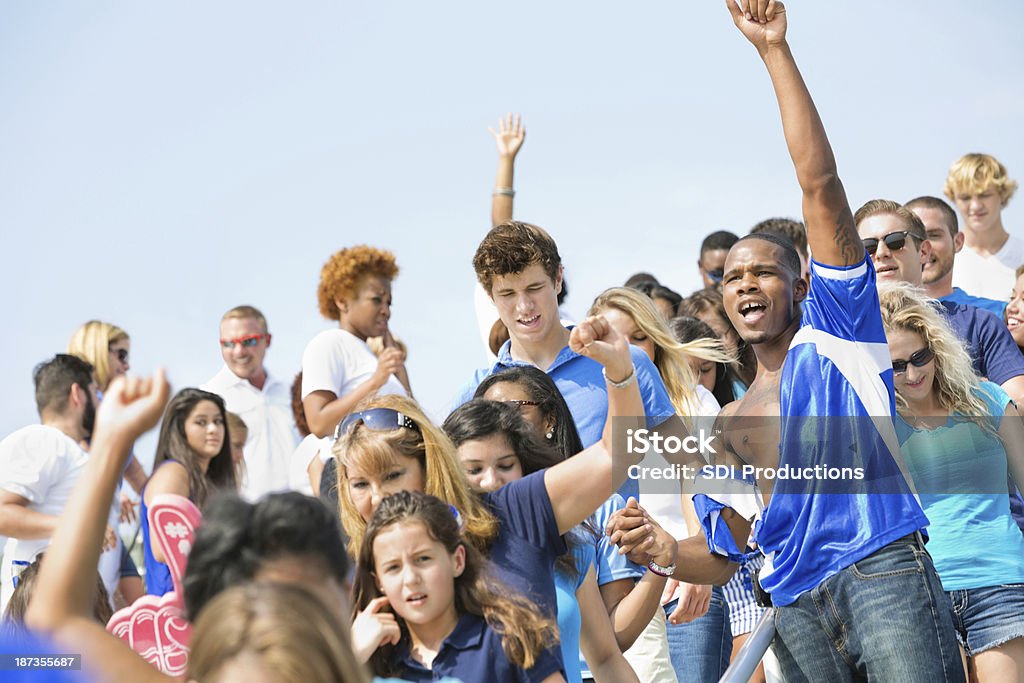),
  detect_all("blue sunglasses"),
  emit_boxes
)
[334,408,421,440]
